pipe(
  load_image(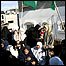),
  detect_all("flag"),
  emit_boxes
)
[23,1,37,9]
[51,1,56,10]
